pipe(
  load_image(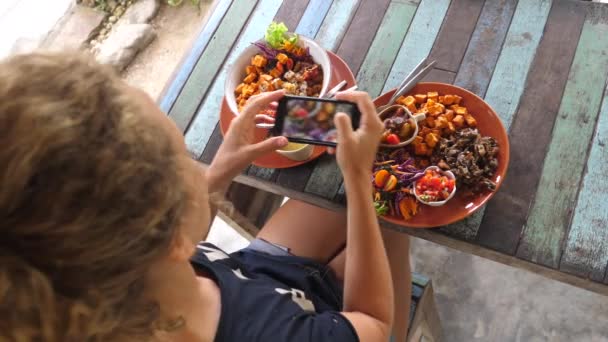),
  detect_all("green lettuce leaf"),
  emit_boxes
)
[265,21,297,49]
